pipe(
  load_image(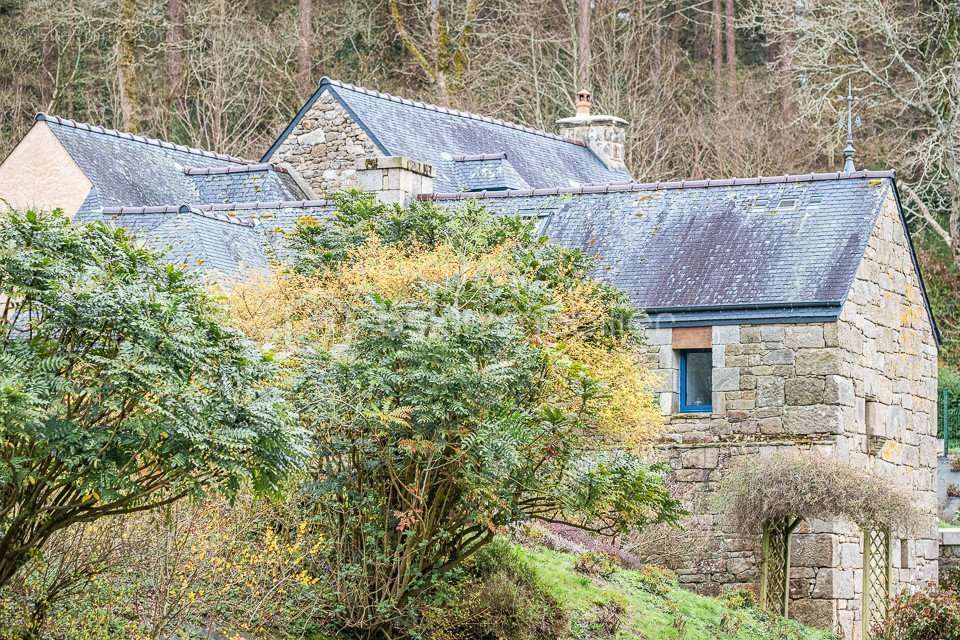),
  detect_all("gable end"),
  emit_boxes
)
[261,79,389,162]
